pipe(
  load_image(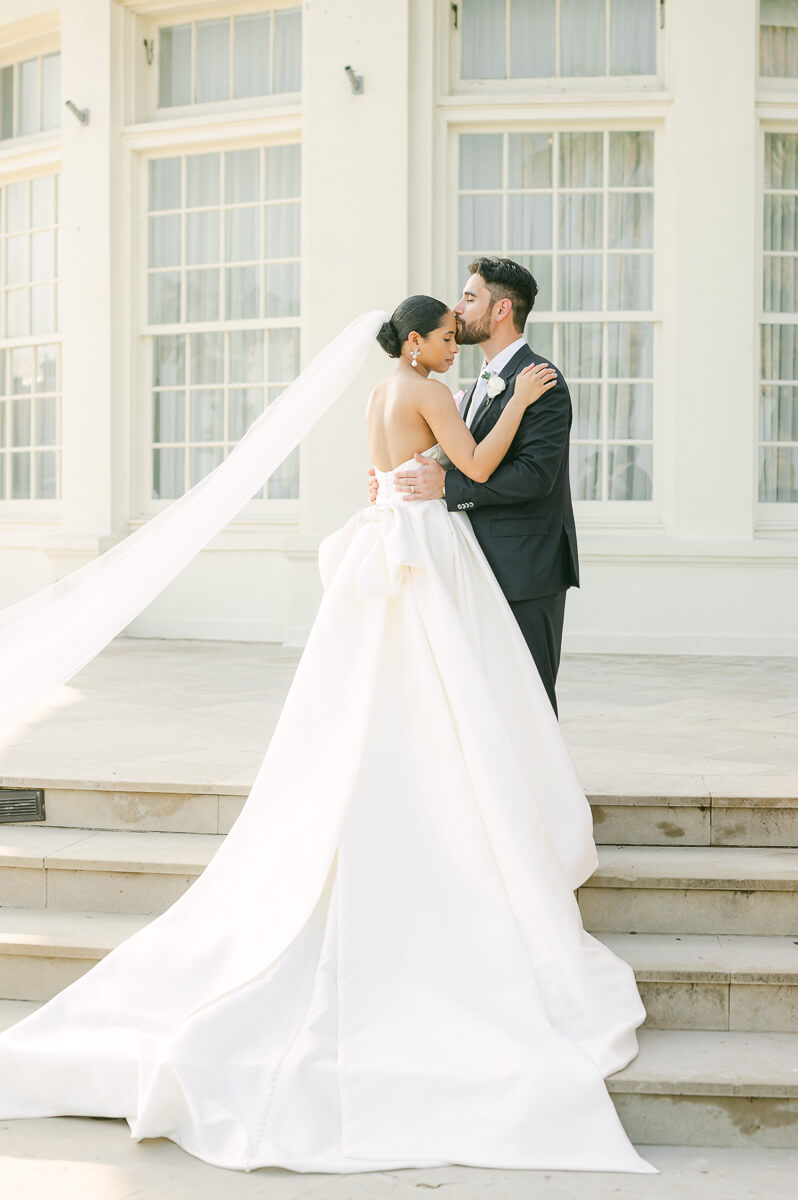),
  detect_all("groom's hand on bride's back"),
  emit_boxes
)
[368,467,378,505]
[394,454,446,502]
